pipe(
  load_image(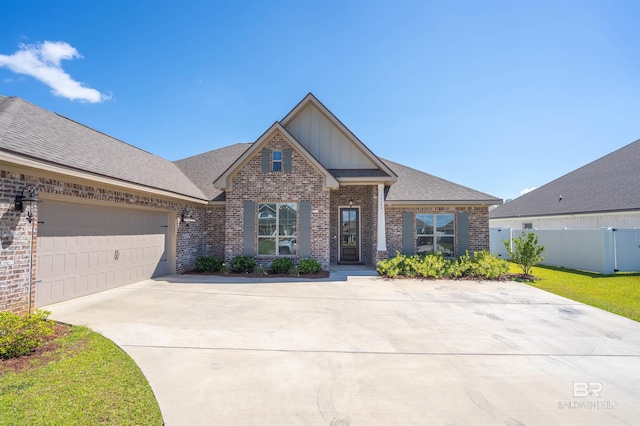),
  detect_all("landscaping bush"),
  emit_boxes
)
[195,256,223,273]
[376,253,406,278]
[270,257,294,274]
[412,253,447,278]
[504,232,545,276]
[0,309,55,359]
[377,251,509,280]
[229,255,257,273]
[298,258,322,274]
[467,250,509,280]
